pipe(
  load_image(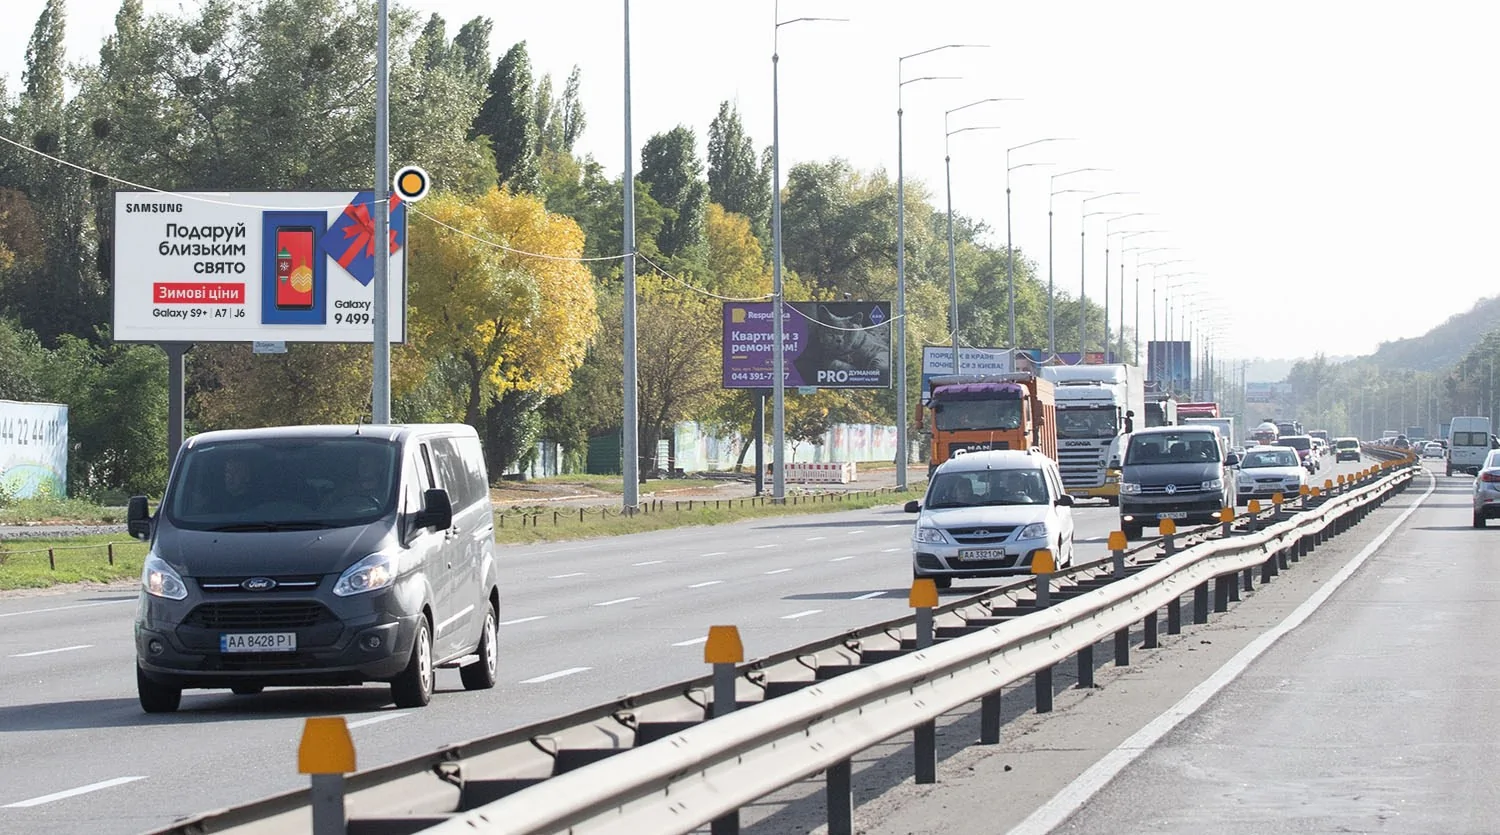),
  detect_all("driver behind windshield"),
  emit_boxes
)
[325,448,389,512]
